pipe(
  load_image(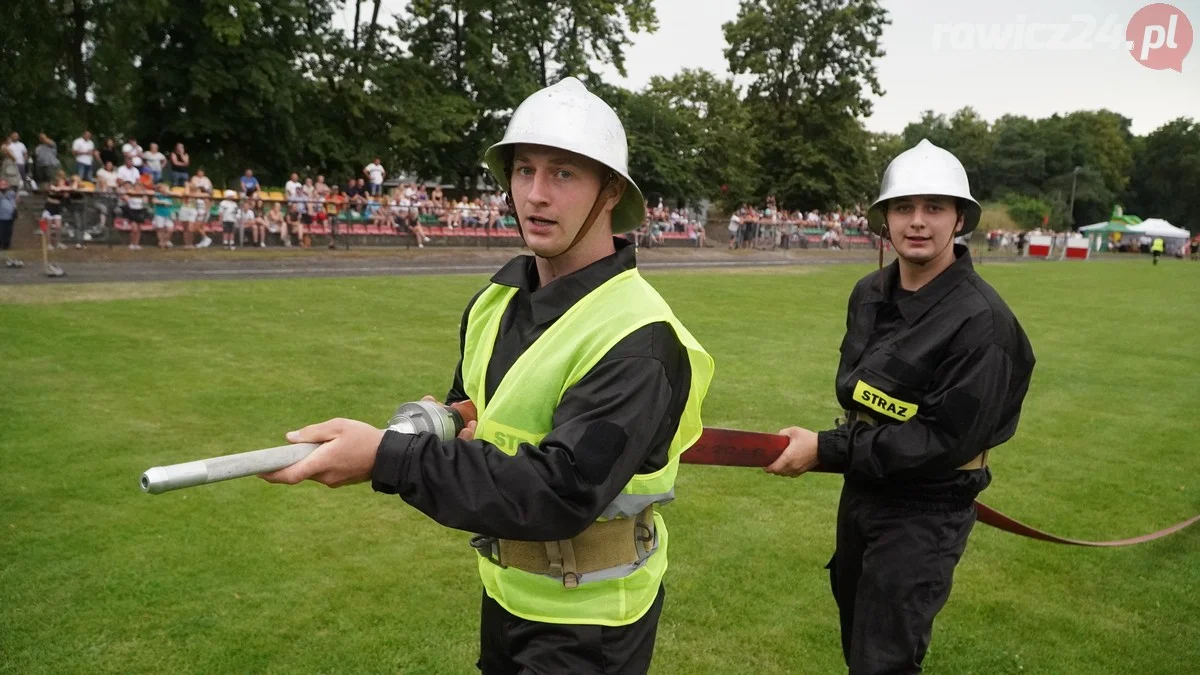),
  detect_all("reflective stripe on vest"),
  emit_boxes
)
[461,267,714,626]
